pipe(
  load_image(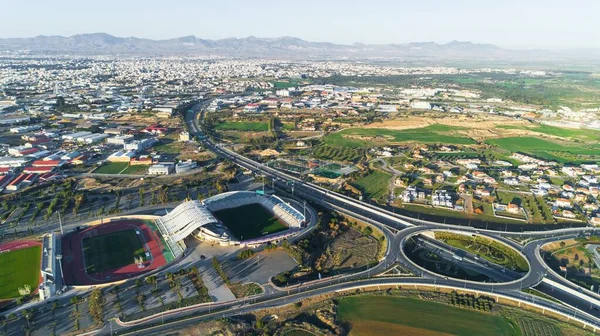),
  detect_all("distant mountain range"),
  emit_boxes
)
[0,33,598,60]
